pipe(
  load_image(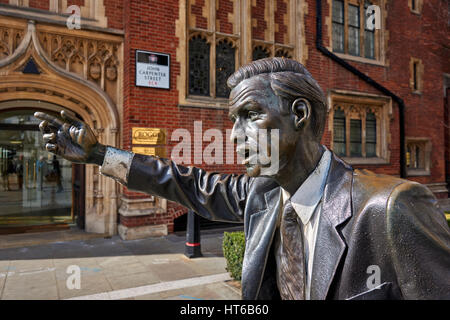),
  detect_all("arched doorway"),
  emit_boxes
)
[0,20,122,236]
[0,102,86,234]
